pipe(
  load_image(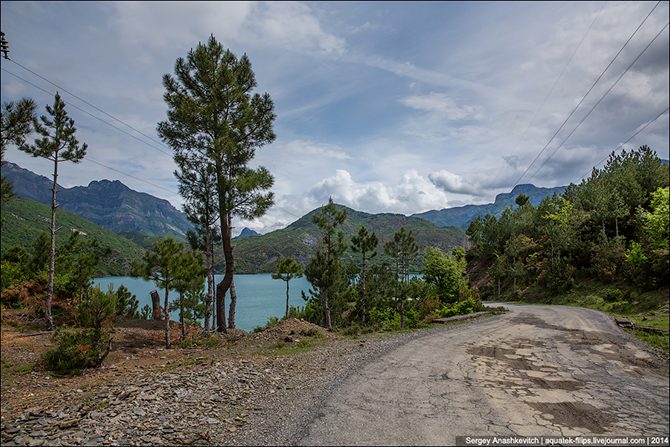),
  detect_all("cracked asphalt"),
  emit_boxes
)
[296,304,669,445]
